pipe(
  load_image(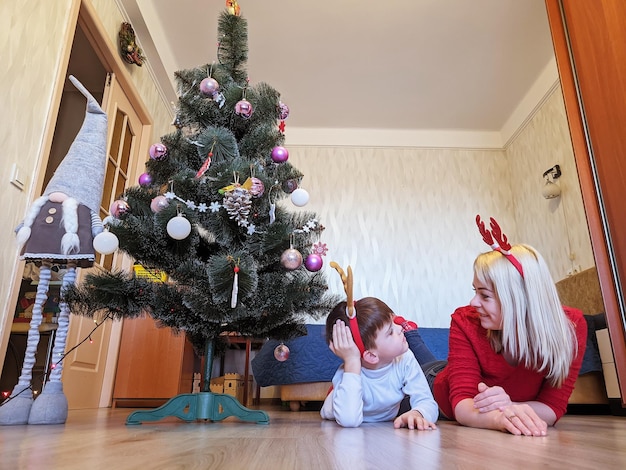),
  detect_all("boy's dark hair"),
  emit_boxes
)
[325,297,395,351]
